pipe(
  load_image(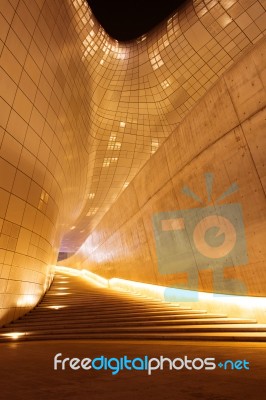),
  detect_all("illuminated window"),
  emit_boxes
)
[82,30,98,58]
[150,50,164,70]
[137,35,147,43]
[120,121,126,128]
[159,35,170,51]
[151,138,159,154]
[103,157,118,167]
[205,0,218,10]
[218,14,232,28]
[41,190,49,203]
[161,80,170,89]
[86,207,99,216]
[73,0,80,10]
[221,0,237,9]
[78,9,83,19]
[197,6,208,17]
[108,142,121,150]
[88,193,95,199]
[108,135,121,150]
